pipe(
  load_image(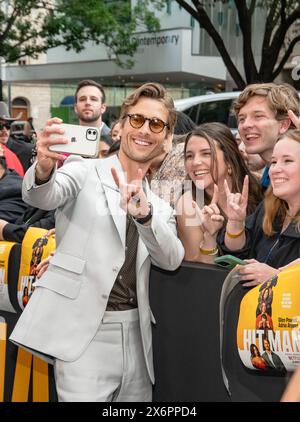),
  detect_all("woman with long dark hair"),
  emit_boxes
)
[176,122,262,263]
